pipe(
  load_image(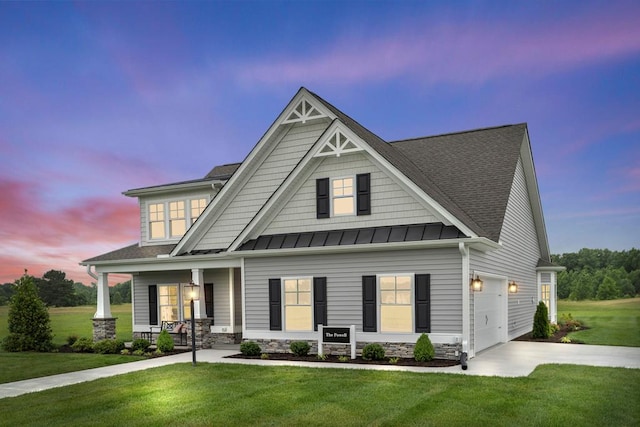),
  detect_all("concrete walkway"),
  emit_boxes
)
[1,342,639,399]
